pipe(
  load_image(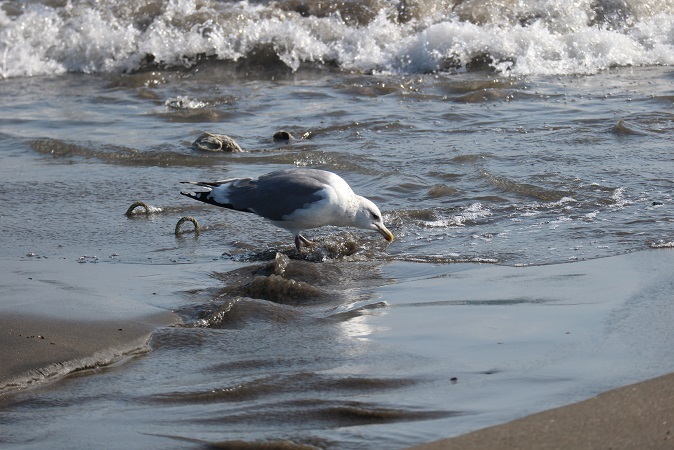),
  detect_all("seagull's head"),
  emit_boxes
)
[355,196,394,243]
